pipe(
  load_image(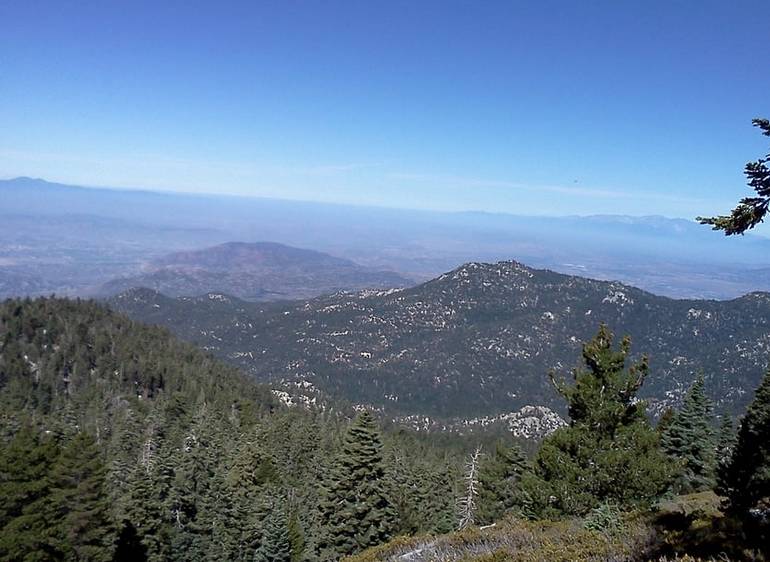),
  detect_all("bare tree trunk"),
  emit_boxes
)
[457,445,482,530]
